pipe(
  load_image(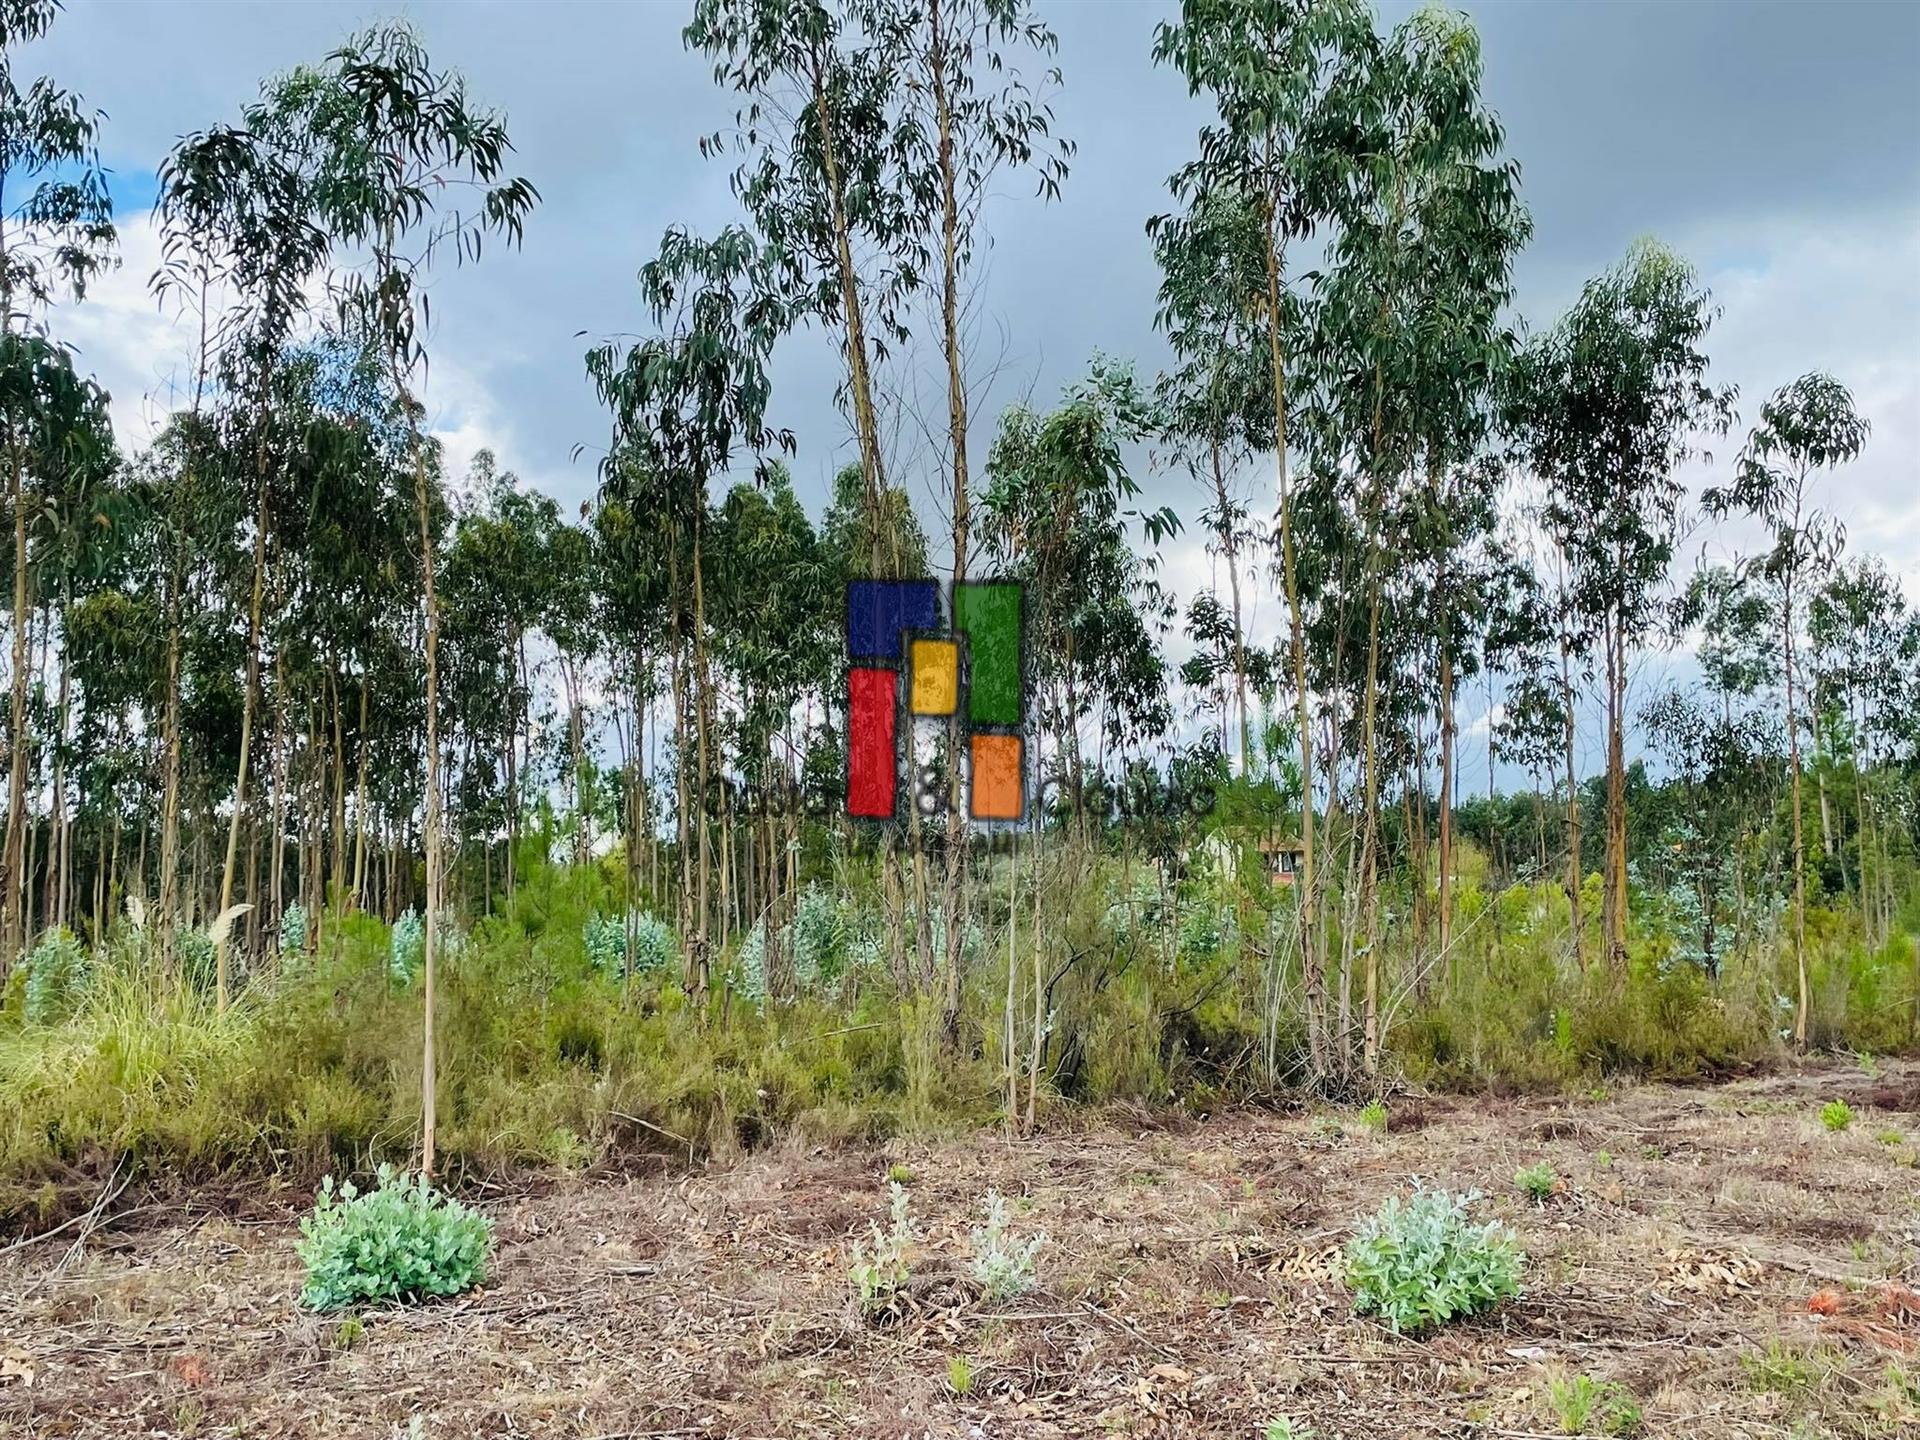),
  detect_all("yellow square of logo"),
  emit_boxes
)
[910,638,958,716]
